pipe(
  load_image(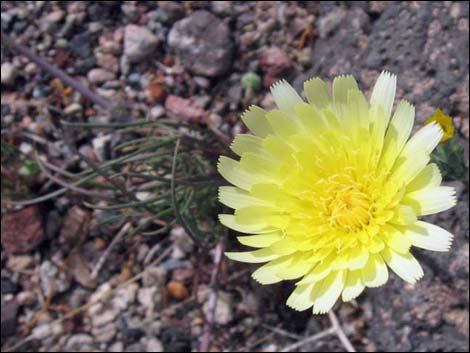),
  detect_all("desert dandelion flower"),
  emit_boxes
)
[217,72,457,314]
